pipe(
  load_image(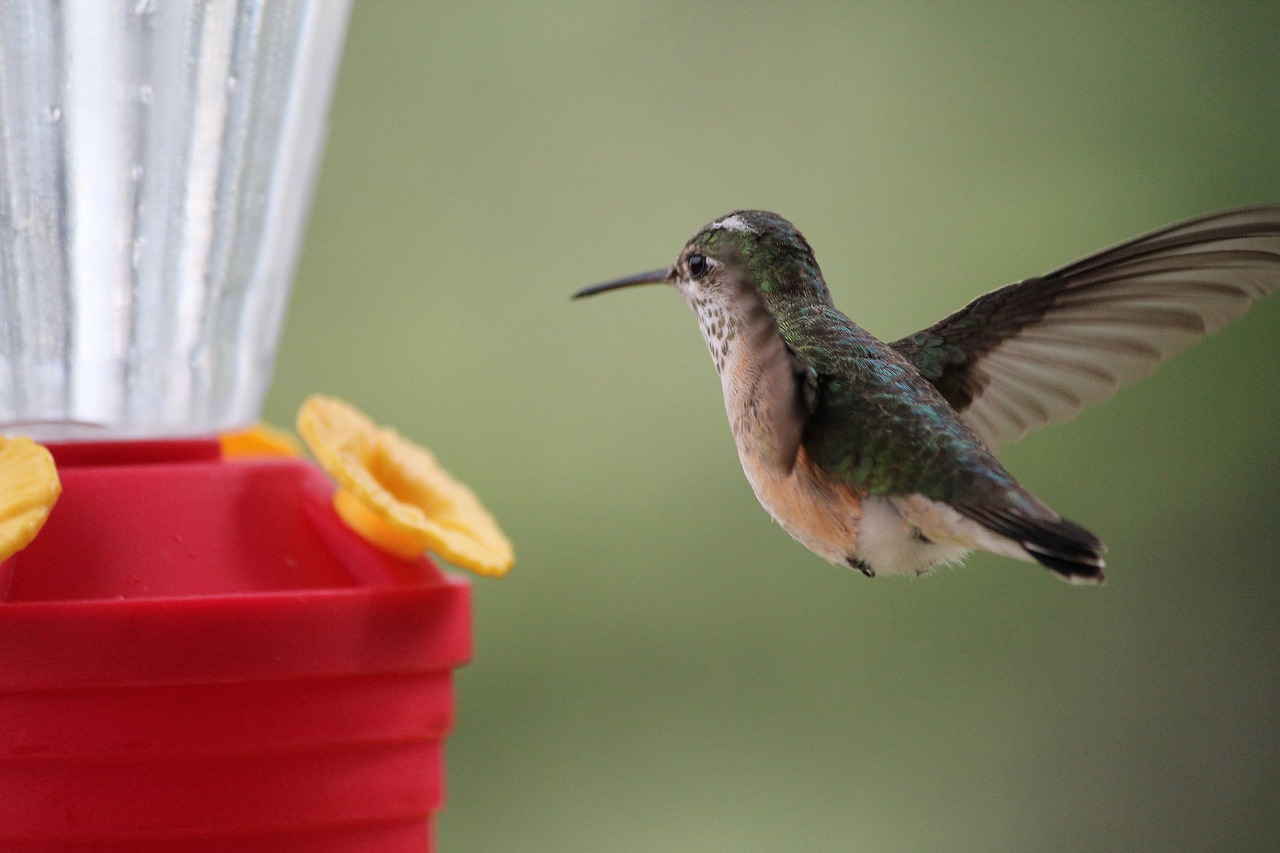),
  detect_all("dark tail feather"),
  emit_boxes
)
[959,500,1107,585]
[1024,537,1107,584]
